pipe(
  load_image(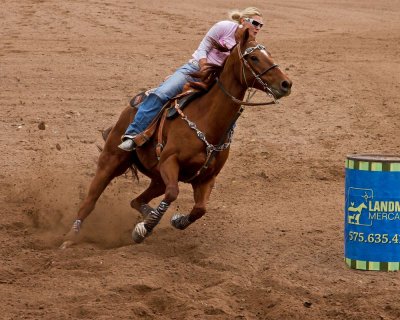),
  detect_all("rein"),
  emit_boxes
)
[216,79,277,106]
